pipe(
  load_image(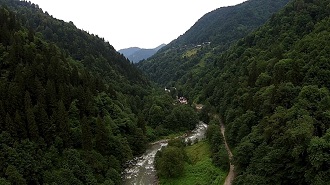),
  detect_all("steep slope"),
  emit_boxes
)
[0,1,151,184]
[119,44,166,63]
[1,0,148,87]
[170,0,288,47]
[0,1,203,184]
[187,0,330,184]
[137,0,290,86]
